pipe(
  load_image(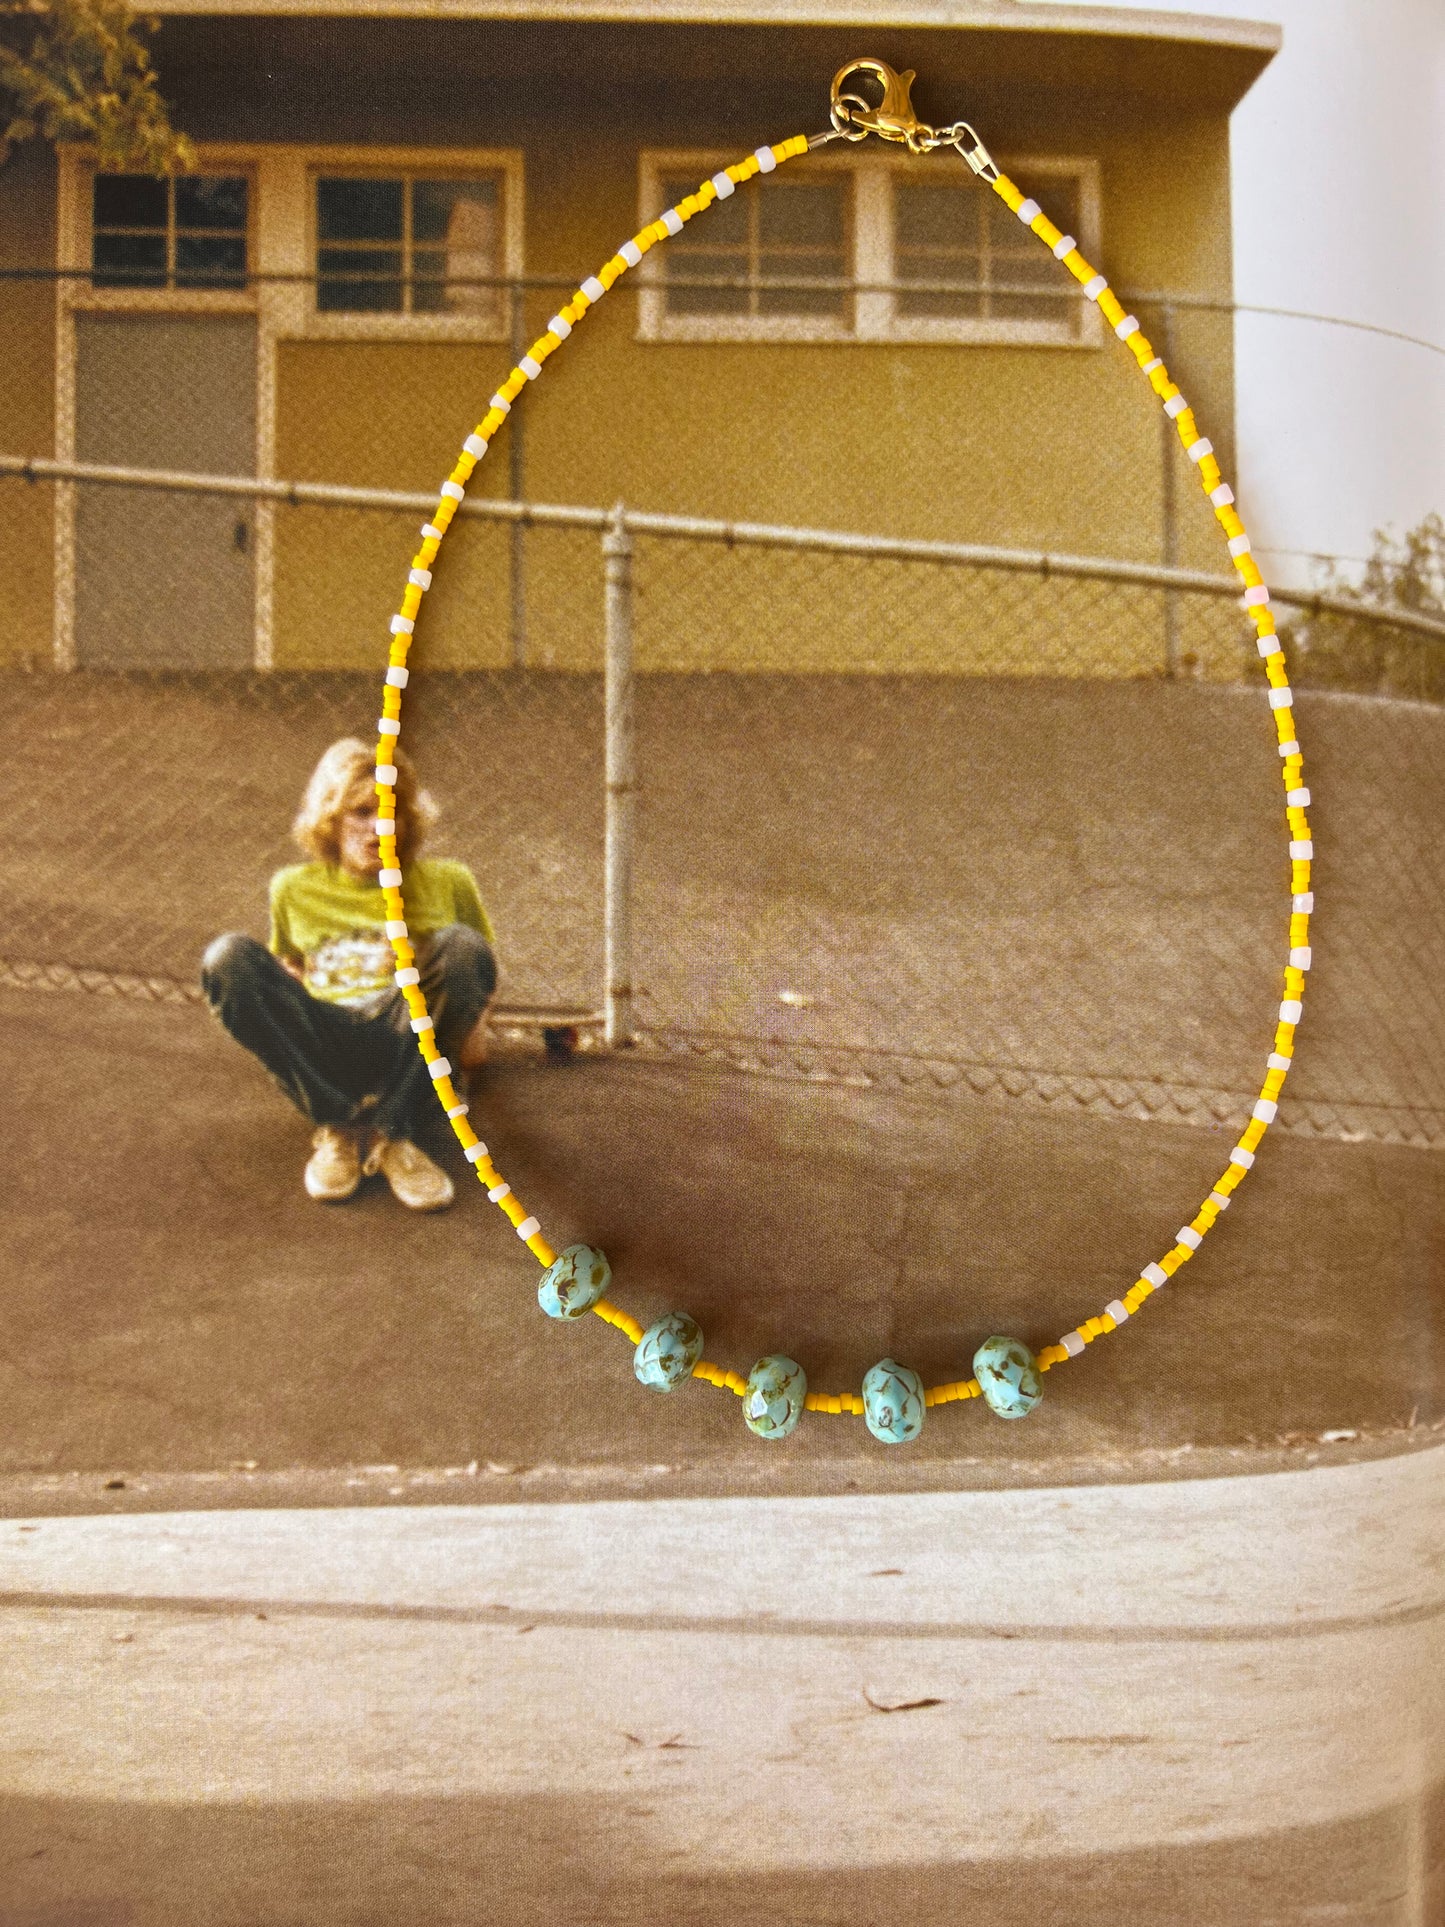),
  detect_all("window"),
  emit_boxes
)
[315,173,505,324]
[91,173,249,290]
[659,169,851,327]
[639,153,1099,346]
